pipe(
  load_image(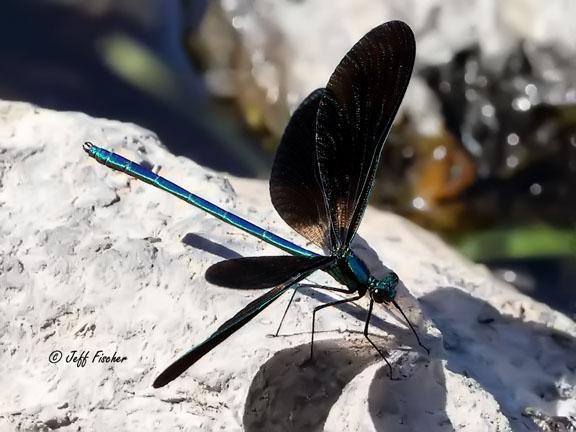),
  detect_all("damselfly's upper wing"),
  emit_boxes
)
[153,255,334,388]
[315,21,415,251]
[270,89,333,251]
